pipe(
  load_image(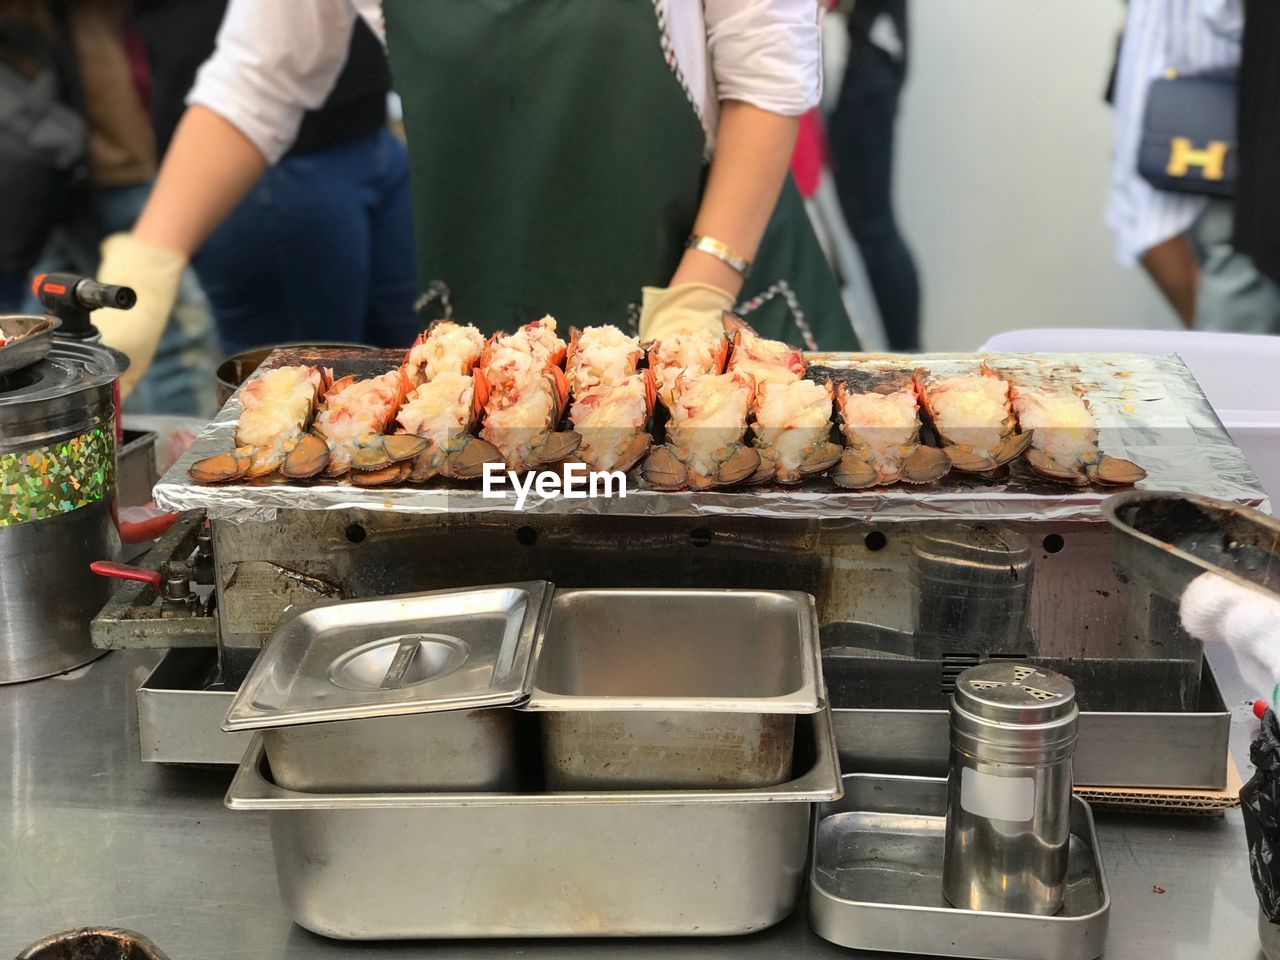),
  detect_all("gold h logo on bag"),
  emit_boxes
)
[1166,137,1229,180]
